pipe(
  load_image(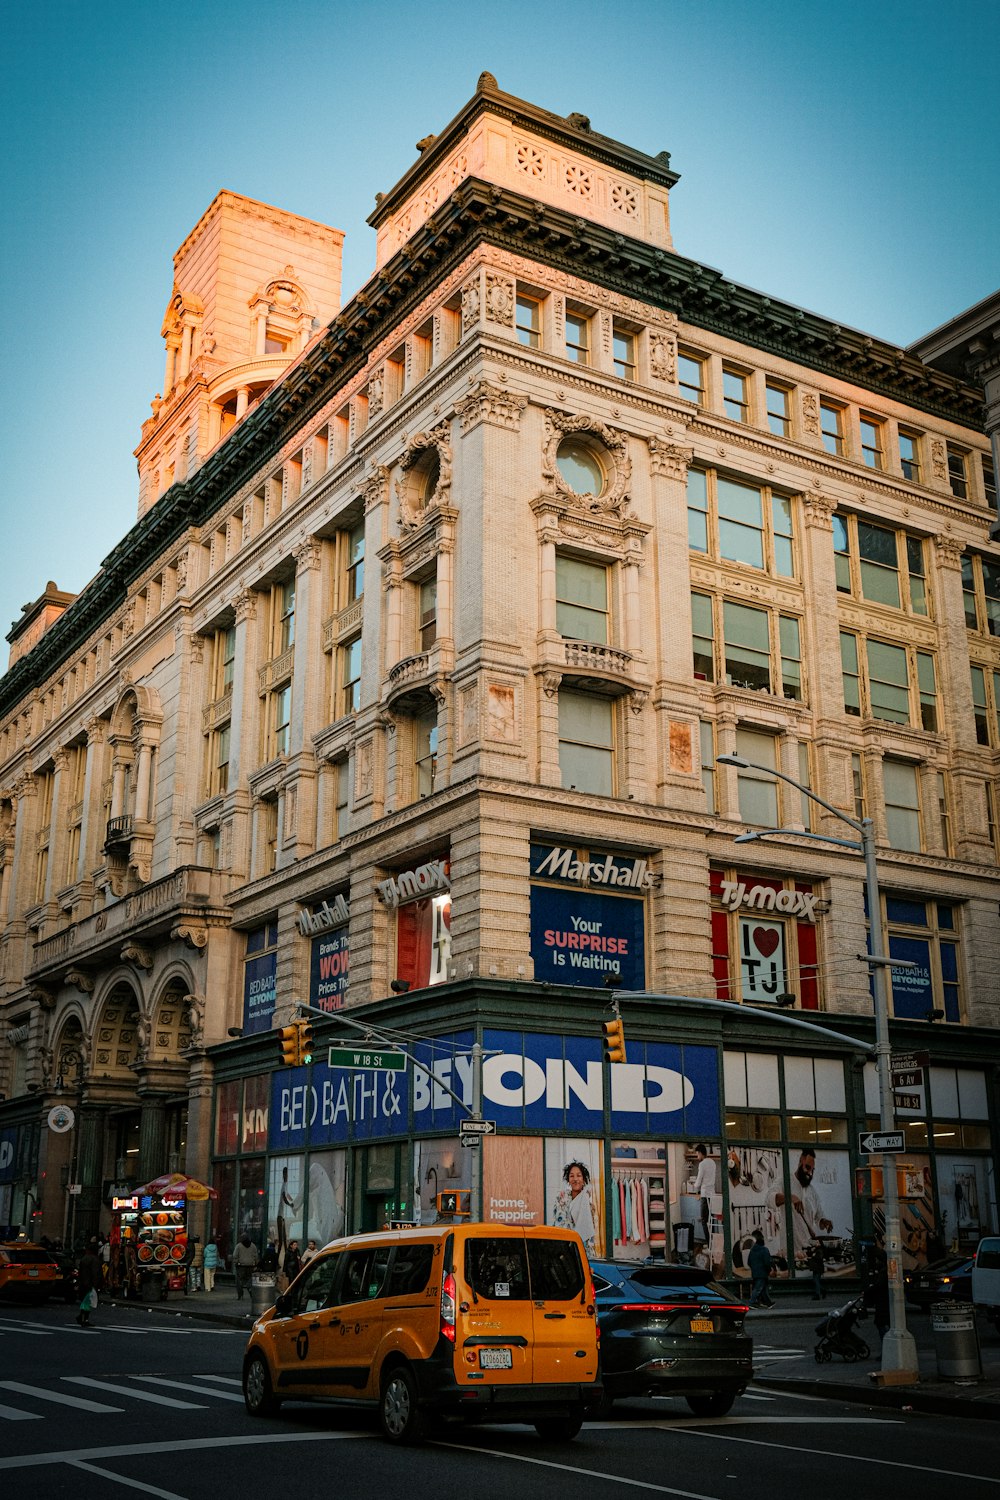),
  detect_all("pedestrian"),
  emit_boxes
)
[76,1238,103,1327]
[260,1236,279,1273]
[233,1234,259,1300]
[283,1239,303,1283]
[202,1238,220,1293]
[301,1238,319,1266]
[805,1239,826,1300]
[747,1229,775,1308]
[865,1250,890,1338]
